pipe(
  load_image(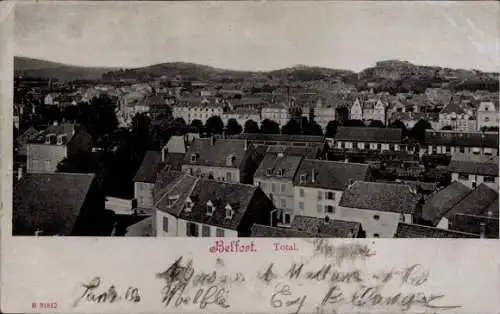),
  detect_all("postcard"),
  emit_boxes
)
[1,1,499,313]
